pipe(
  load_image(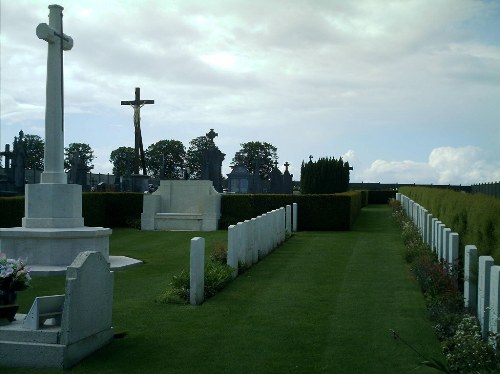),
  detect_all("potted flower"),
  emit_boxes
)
[0,252,31,322]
